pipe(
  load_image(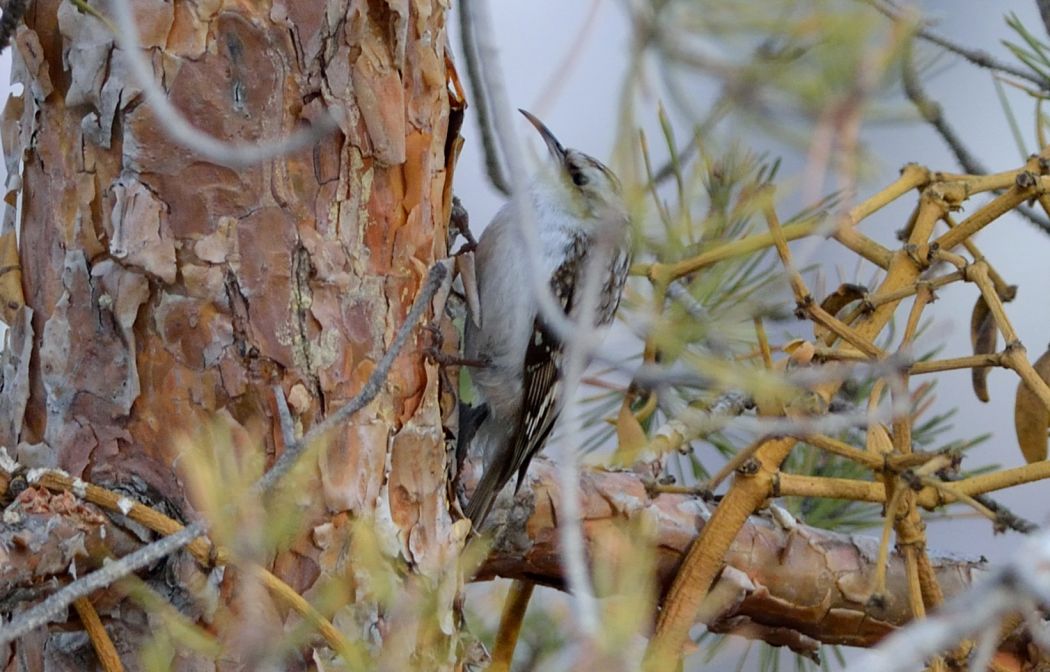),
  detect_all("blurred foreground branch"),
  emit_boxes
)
[2,457,999,658]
